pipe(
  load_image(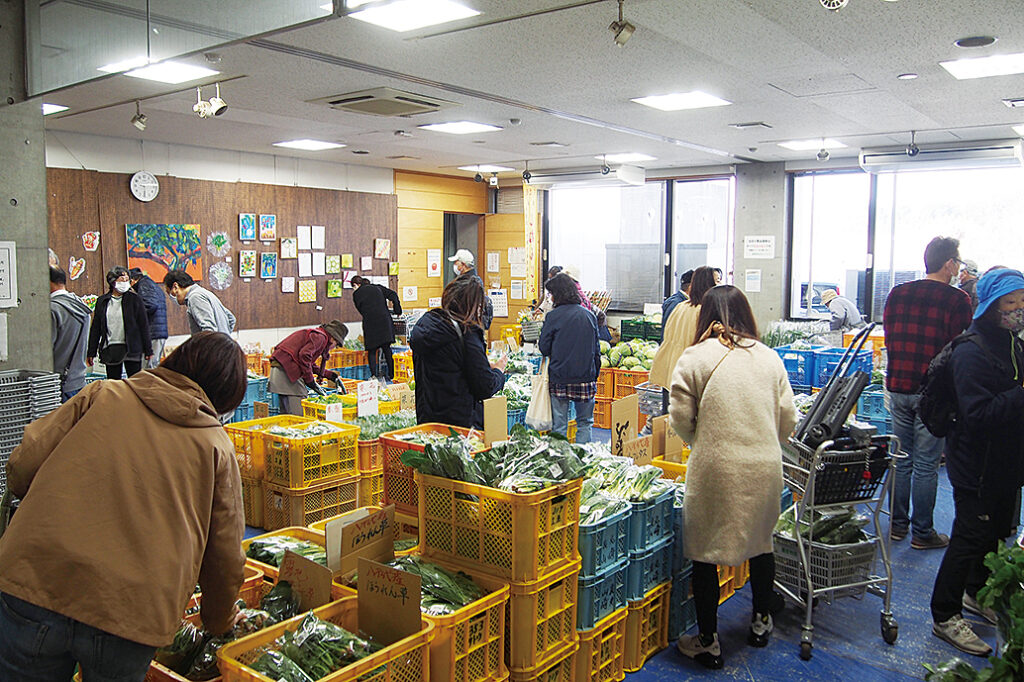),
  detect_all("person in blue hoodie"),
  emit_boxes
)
[538,273,601,443]
[410,276,506,428]
[930,267,1024,658]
